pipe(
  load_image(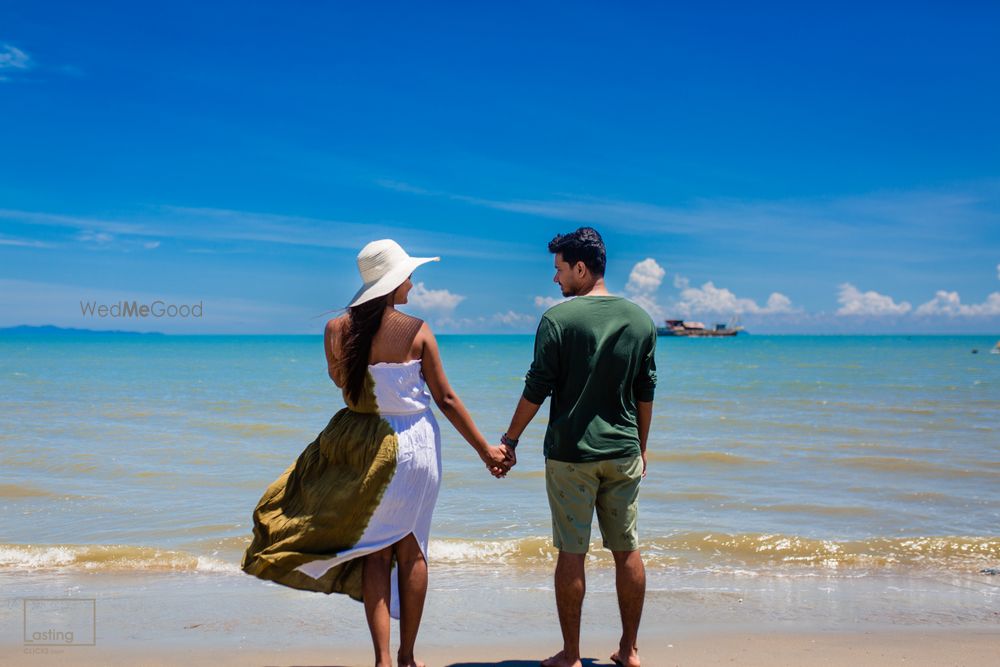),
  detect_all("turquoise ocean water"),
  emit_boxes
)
[1,334,998,581]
